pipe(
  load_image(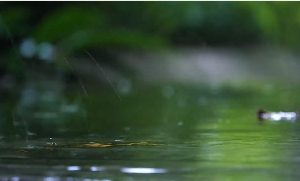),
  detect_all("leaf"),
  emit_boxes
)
[35,6,106,42]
